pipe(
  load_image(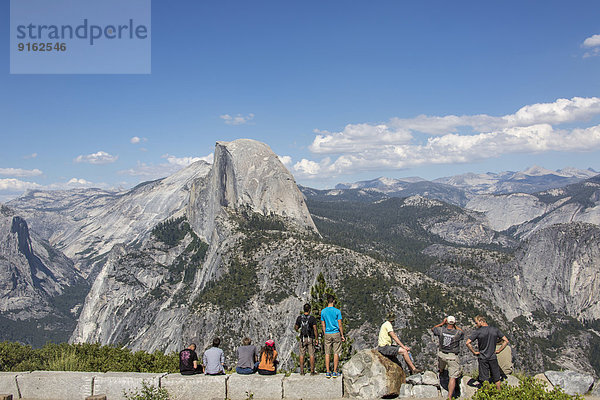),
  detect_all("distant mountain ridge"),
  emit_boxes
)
[333,166,598,201]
